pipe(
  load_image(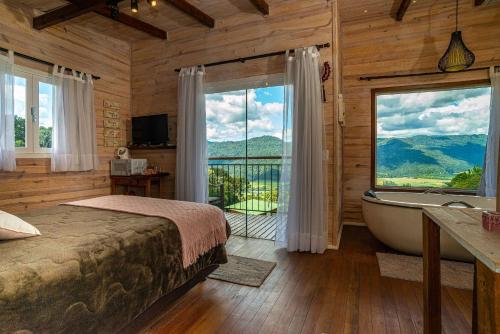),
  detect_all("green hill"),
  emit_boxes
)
[208,134,487,182]
[208,136,283,182]
[376,134,487,179]
[208,135,283,158]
